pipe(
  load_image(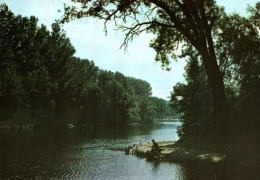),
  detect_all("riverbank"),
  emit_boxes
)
[135,141,226,163]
